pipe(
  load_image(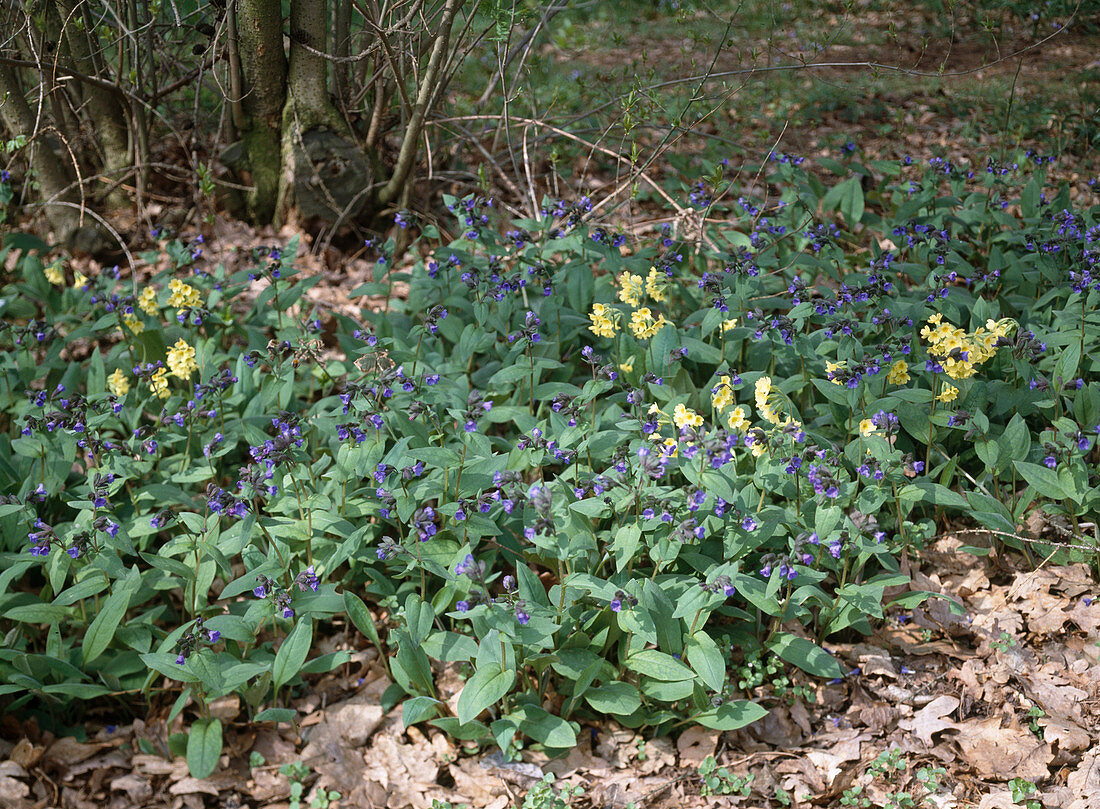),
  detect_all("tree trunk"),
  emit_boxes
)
[234,0,287,224]
[54,0,132,208]
[0,64,81,243]
[276,0,372,224]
